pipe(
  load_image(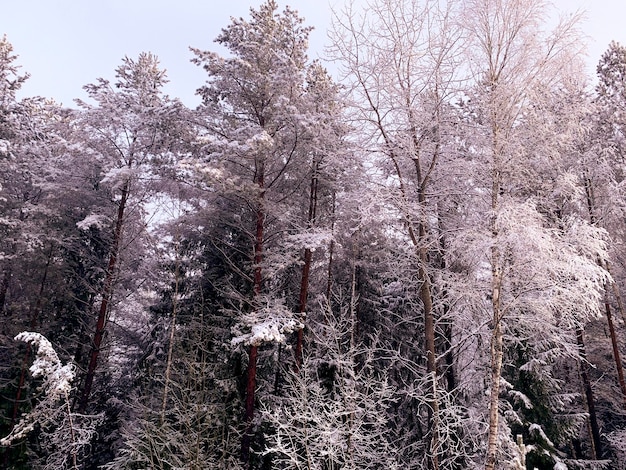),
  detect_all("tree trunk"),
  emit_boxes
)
[345,231,360,465]
[161,243,181,423]
[241,344,258,465]
[485,327,503,470]
[420,248,440,470]
[242,160,265,466]
[407,89,442,470]
[607,264,626,323]
[576,328,602,459]
[584,175,626,408]
[485,121,503,470]
[294,247,311,368]
[78,181,129,412]
[0,262,11,317]
[435,217,456,392]
[604,296,626,408]
[326,191,336,301]
[295,160,319,370]
[485,251,503,470]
